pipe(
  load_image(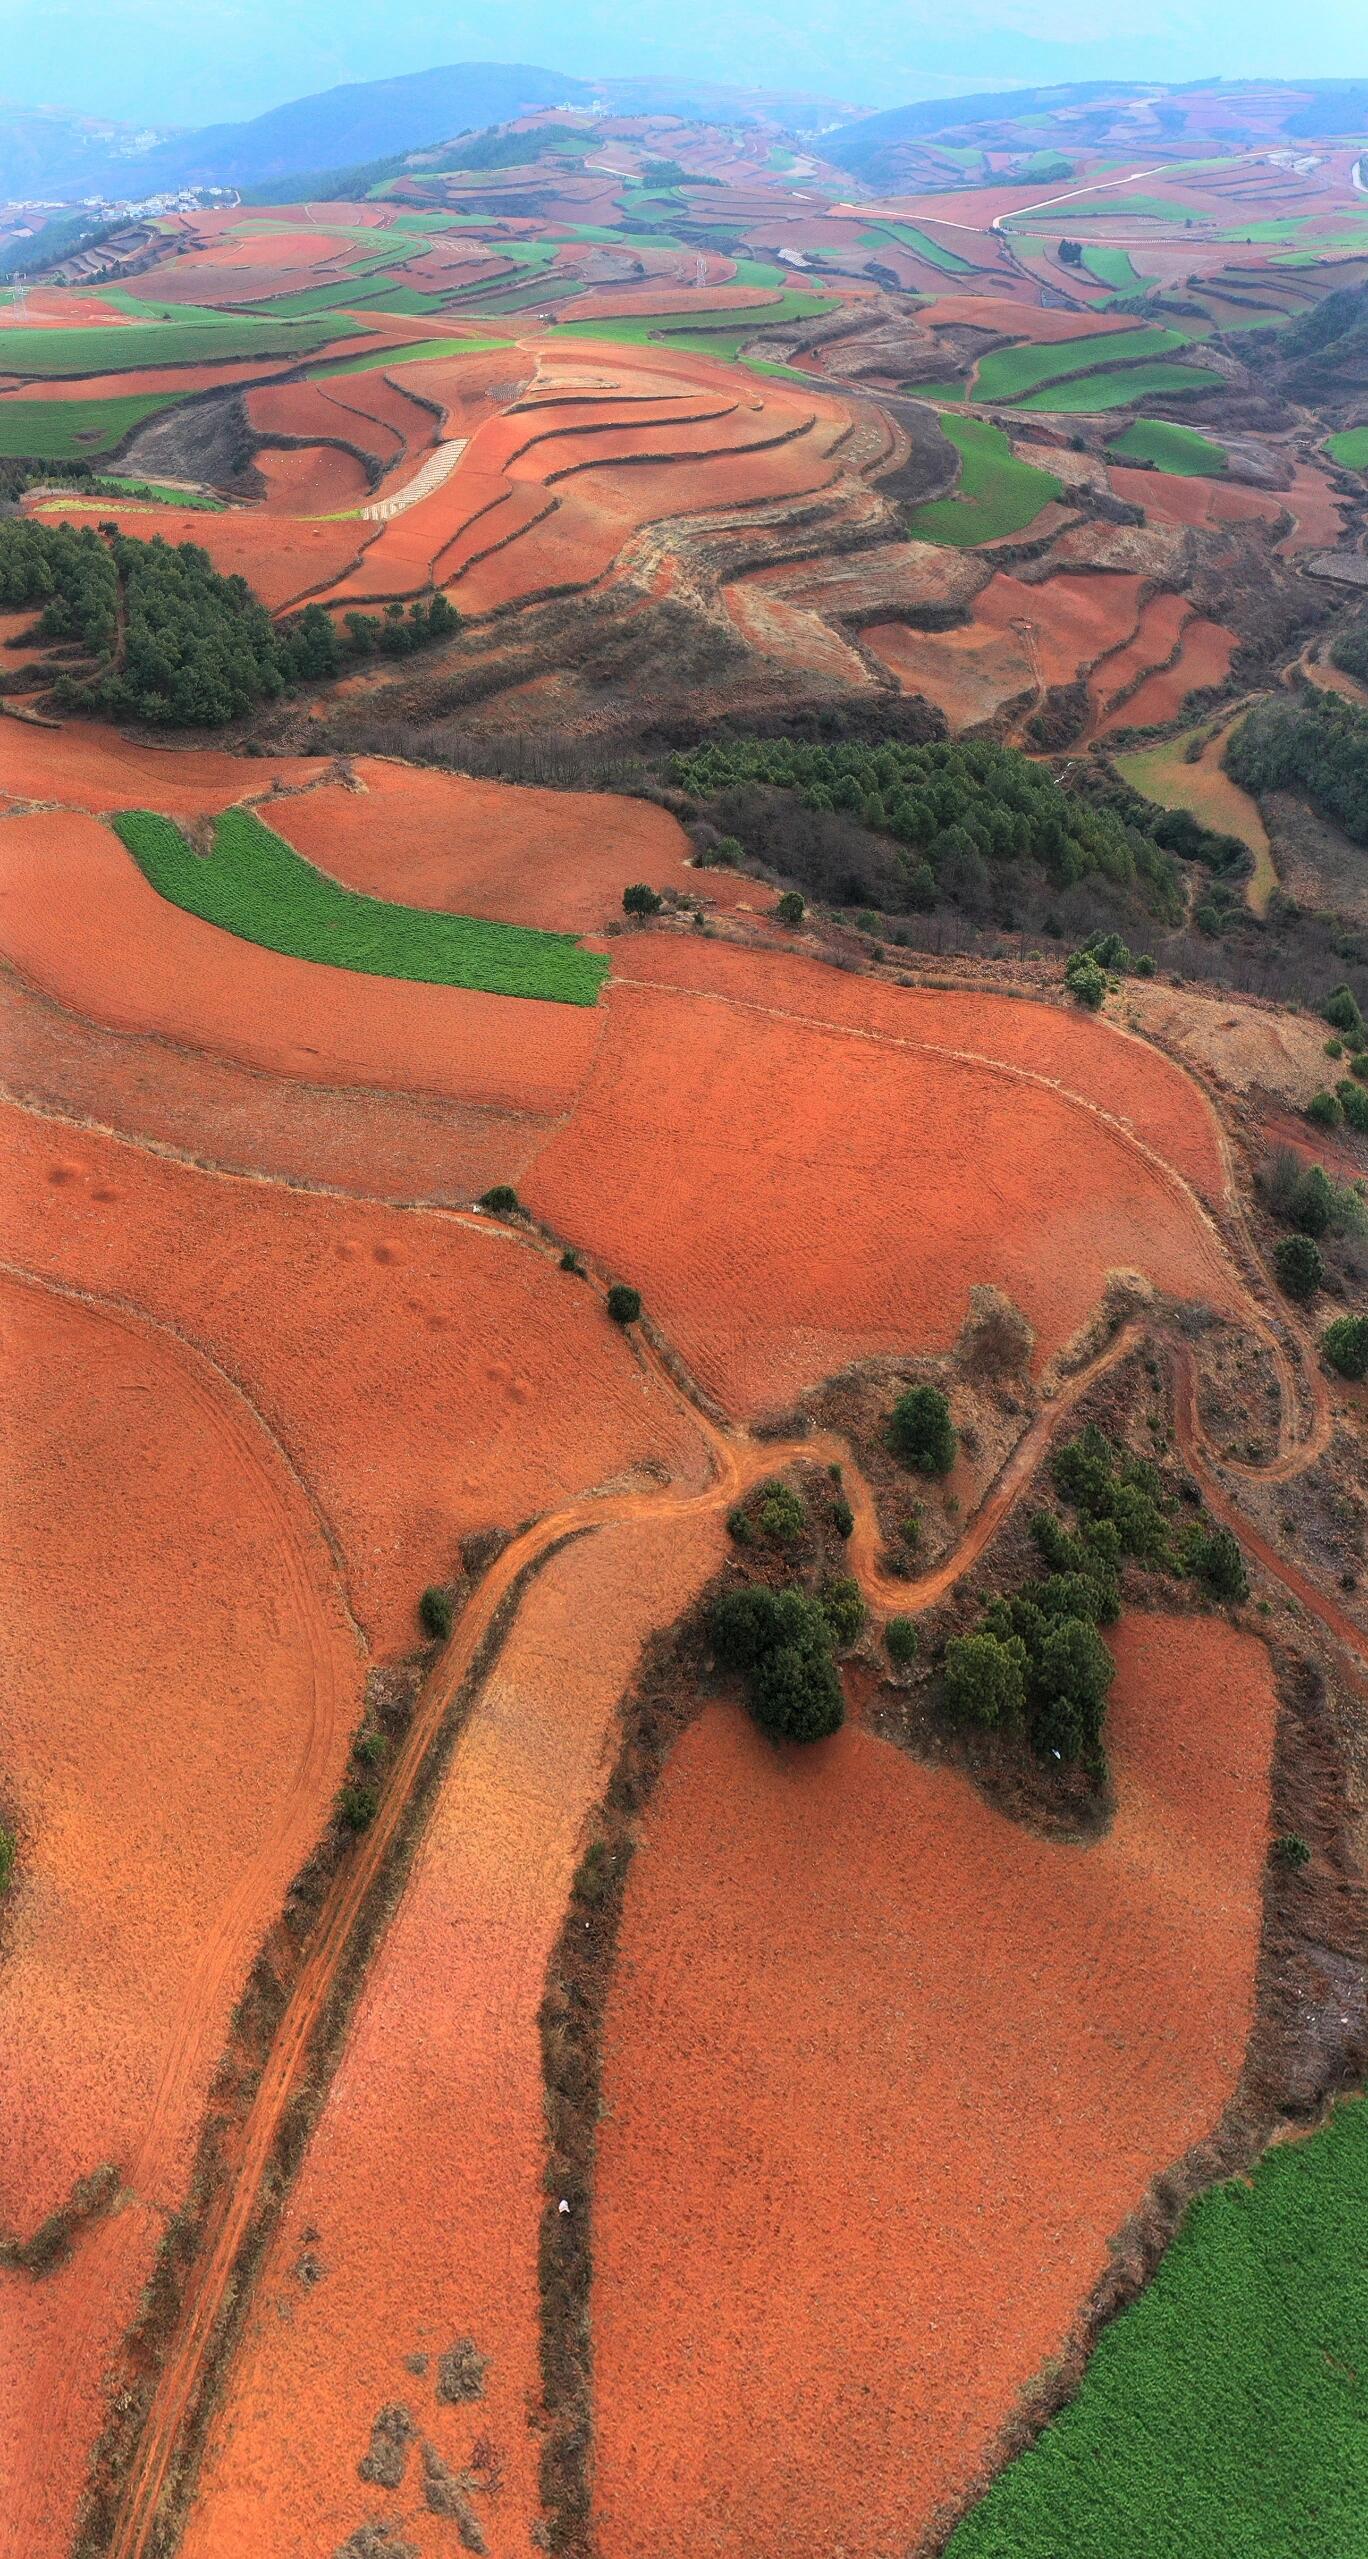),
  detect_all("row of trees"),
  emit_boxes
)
[0,521,459,728]
[671,733,1181,916]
